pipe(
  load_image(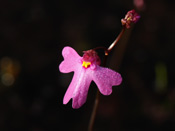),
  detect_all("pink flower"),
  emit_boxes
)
[121,9,140,29]
[59,46,122,109]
